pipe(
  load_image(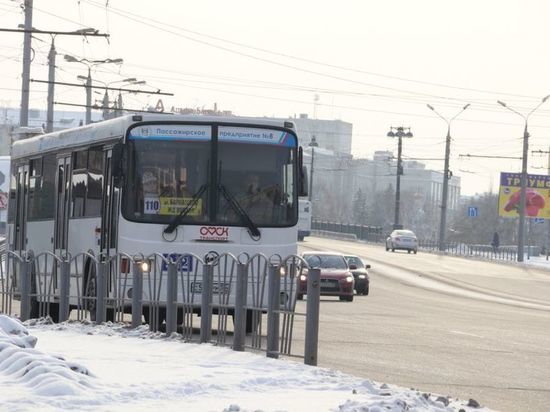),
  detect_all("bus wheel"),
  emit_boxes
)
[245,309,261,334]
[143,306,166,331]
[29,266,40,319]
[84,262,114,323]
[48,303,60,323]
